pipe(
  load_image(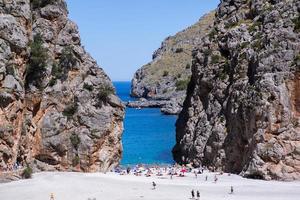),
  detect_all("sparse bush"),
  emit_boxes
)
[176,79,190,91]
[70,134,81,150]
[48,78,57,87]
[185,64,191,69]
[59,46,77,70]
[225,21,238,29]
[208,28,217,40]
[51,63,63,79]
[175,48,184,53]
[211,54,220,64]
[248,21,262,32]
[293,16,300,33]
[162,71,169,77]
[203,49,212,57]
[72,155,80,167]
[25,34,48,89]
[96,84,114,104]
[83,83,94,91]
[6,65,15,76]
[63,102,78,118]
[30,0,56,9]
[22,166,33,179]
